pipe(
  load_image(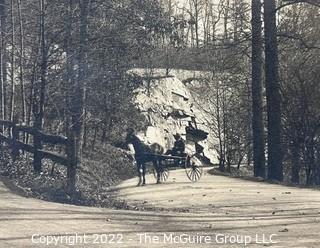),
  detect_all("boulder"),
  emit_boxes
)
[129,68,218,164]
